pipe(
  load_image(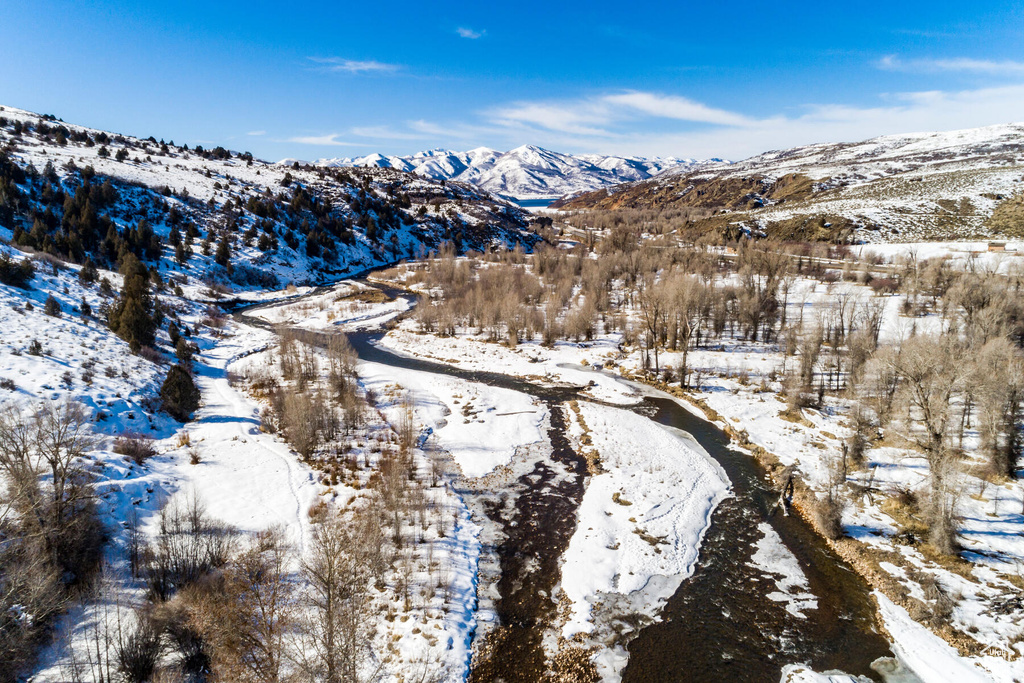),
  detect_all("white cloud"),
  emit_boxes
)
[296,75,1024,160]
[598,84,1024,158]
[287,133,363,147]
[456,27,484,39]
[469,83,1024,159]
[309,57,401,74]
[487,99,618,136]
[603,91,756,127]
[246,130,266,136]
[878,55,1024,76]
[485,91,759,137]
